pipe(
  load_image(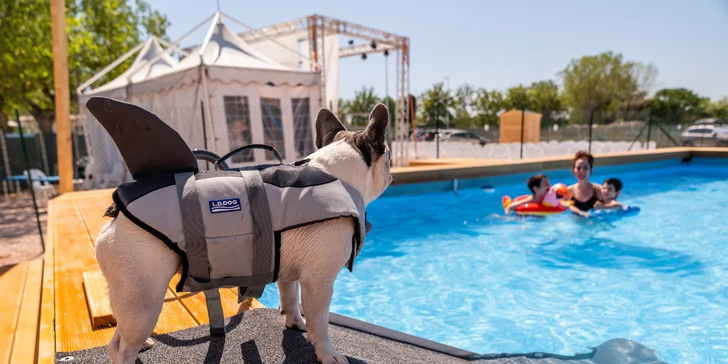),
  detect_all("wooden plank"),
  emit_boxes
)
[0,262,29,364]
[82,270,116,329]
[37,200,56,364]
[50,0,74,194]
[10,259,43,364]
